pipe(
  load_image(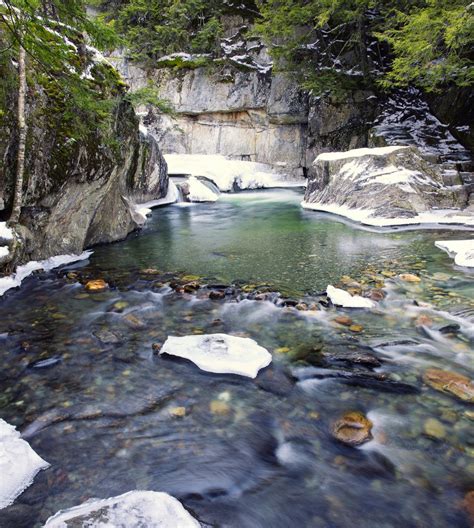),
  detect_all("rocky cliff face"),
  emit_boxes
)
[0,49,168,271]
